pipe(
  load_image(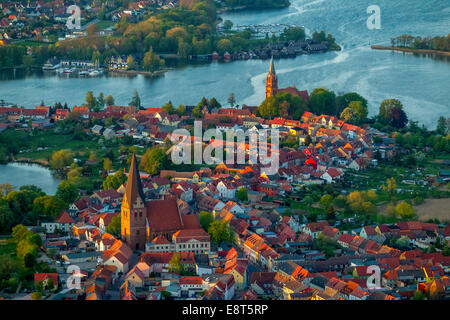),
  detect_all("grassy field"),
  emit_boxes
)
[14,130,100,162]
[0,237,16,257]
[414,198,450,222]
[95,20,115,30]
